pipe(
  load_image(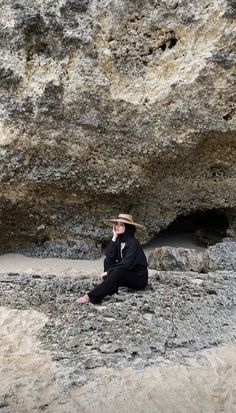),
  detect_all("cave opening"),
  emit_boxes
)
[151,209,229,250]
